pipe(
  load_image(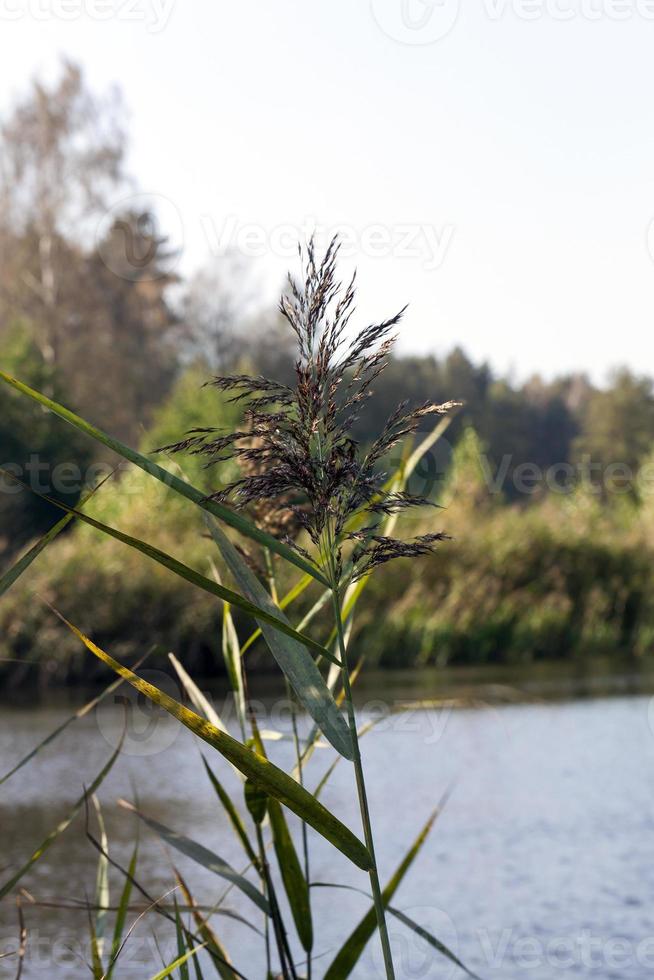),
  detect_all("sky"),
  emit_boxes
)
[1,0,654,384]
